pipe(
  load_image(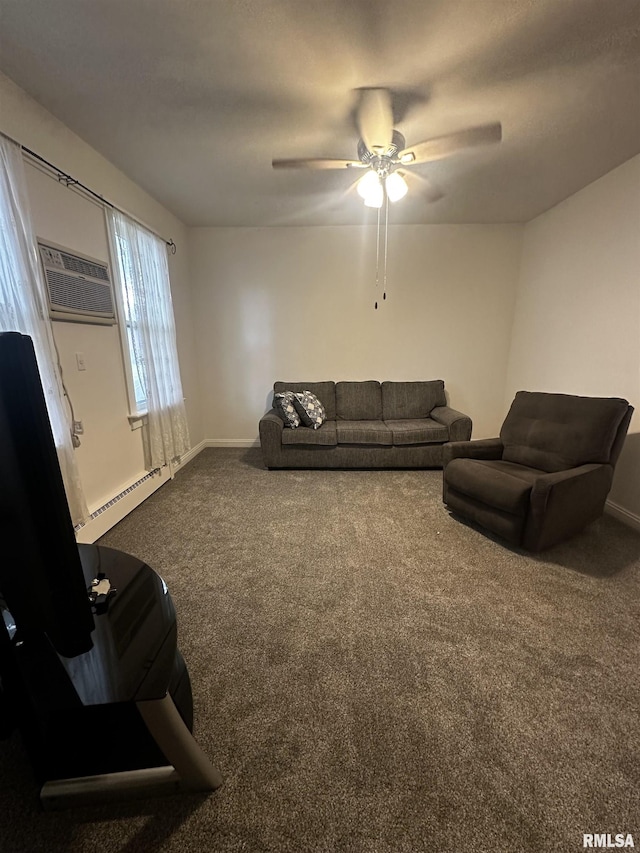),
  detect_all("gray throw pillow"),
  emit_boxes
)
[273,391,301,428]
[293,391,326,430]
